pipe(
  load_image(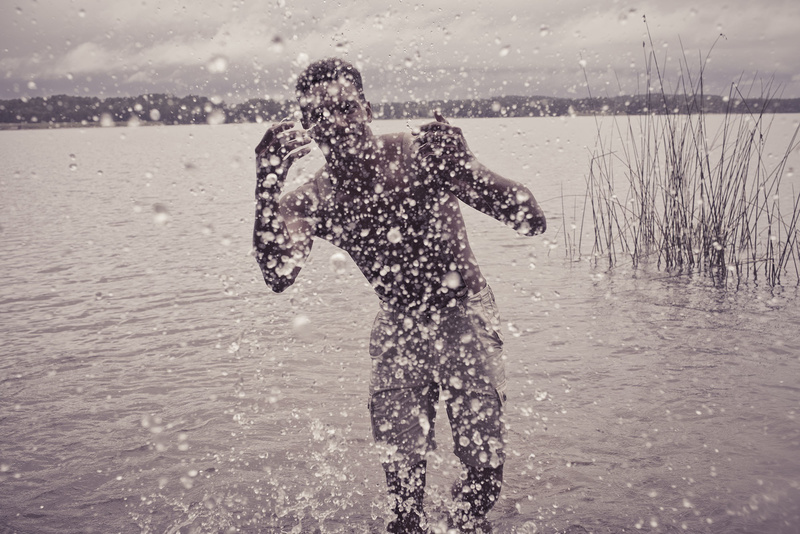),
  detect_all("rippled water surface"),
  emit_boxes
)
[1,117,799,533]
